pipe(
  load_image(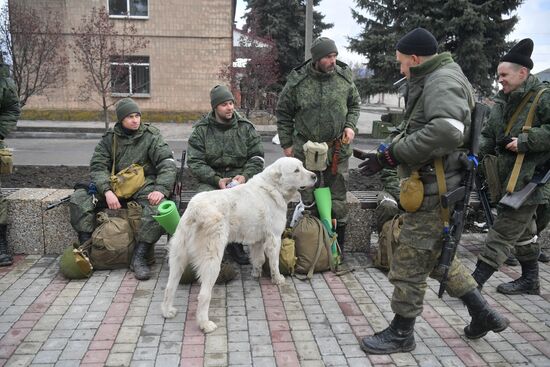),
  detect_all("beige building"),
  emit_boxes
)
[18,0,236,118]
